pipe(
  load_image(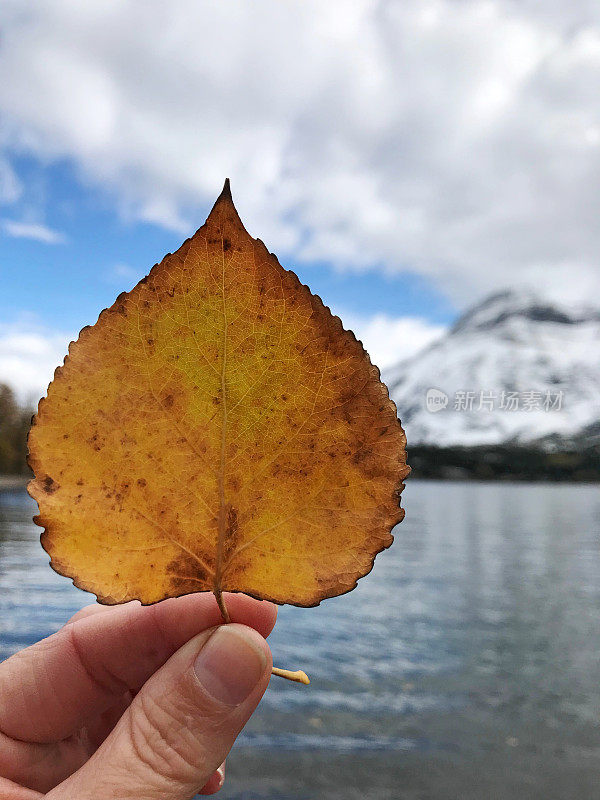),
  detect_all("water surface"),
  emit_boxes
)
[1,480,599,799]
